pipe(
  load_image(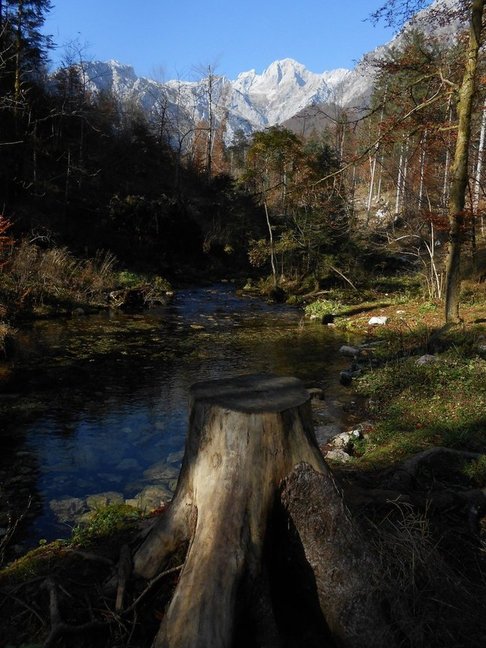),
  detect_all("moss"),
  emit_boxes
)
[1,504,143,586]
[70,503,141,547]
[0,541,66,585]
